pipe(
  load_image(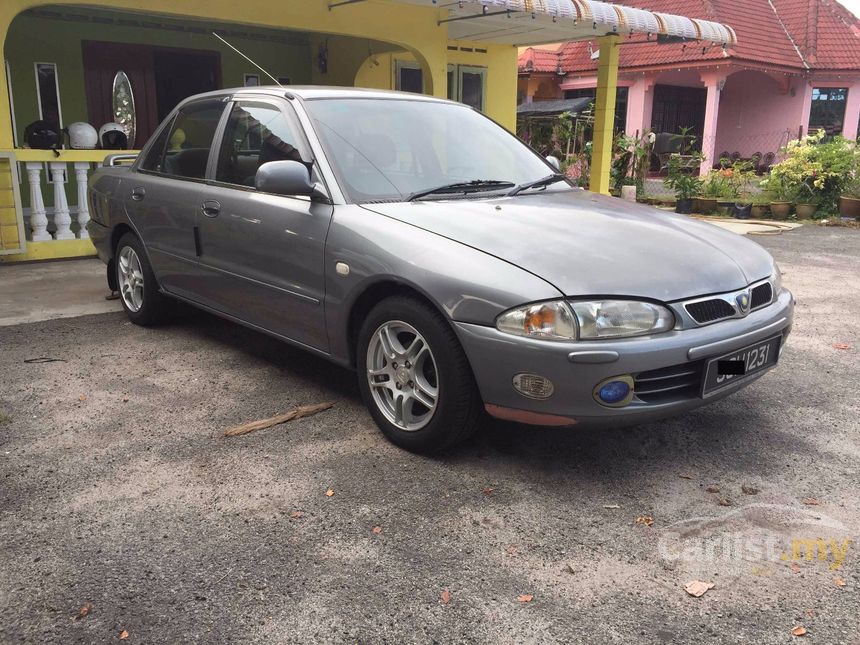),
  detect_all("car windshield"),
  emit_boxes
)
[304,98,563,203]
